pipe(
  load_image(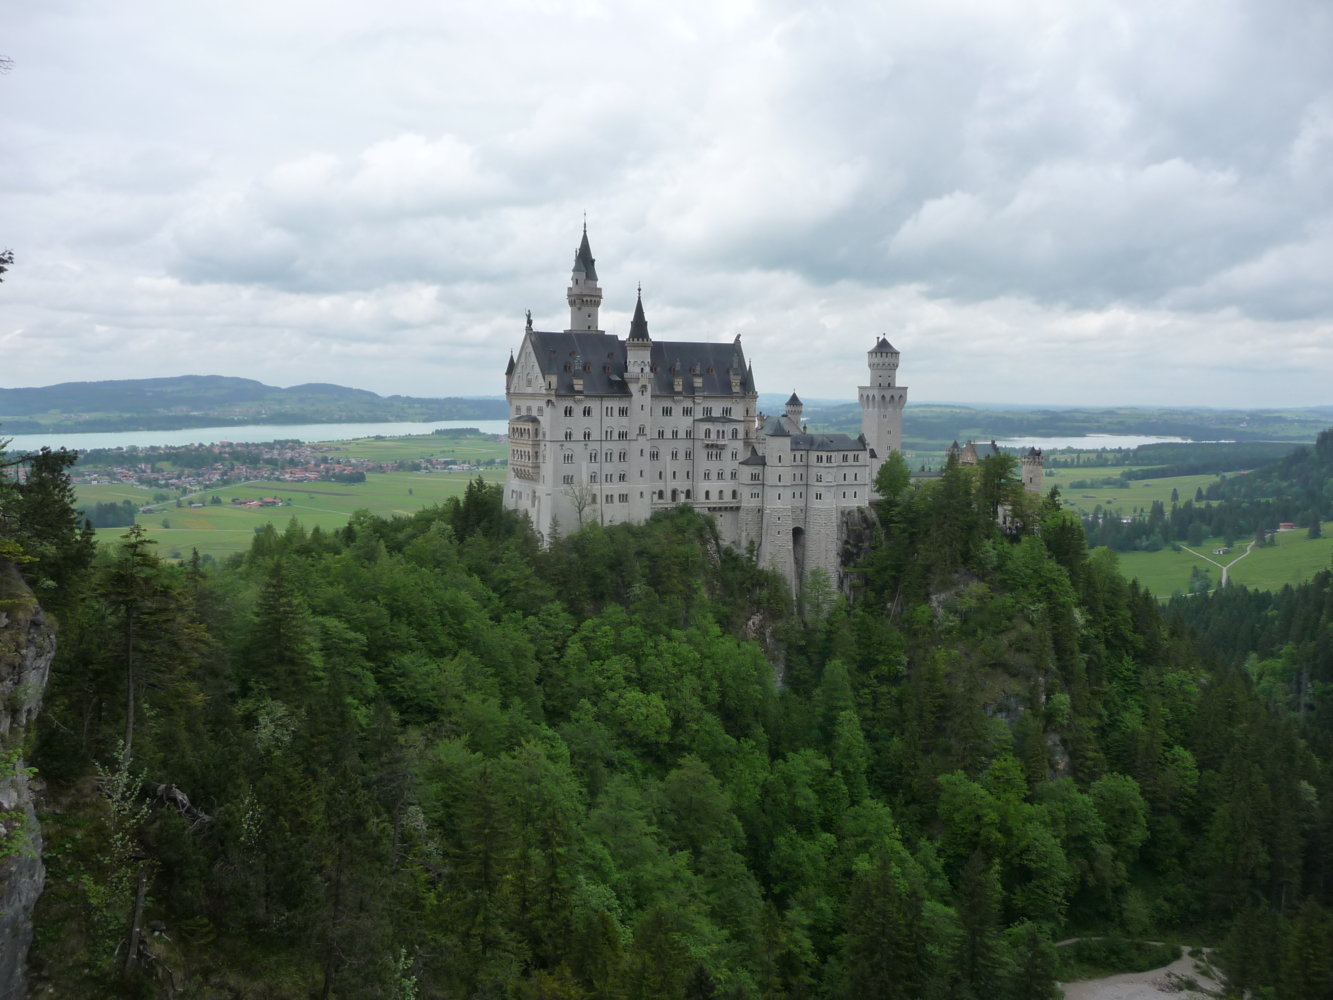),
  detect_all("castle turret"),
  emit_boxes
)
[626,285,652,375]
[566,224,603,332]
[784,391,803,430]
[1022,447,1044,494]
[860,335,908,489]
